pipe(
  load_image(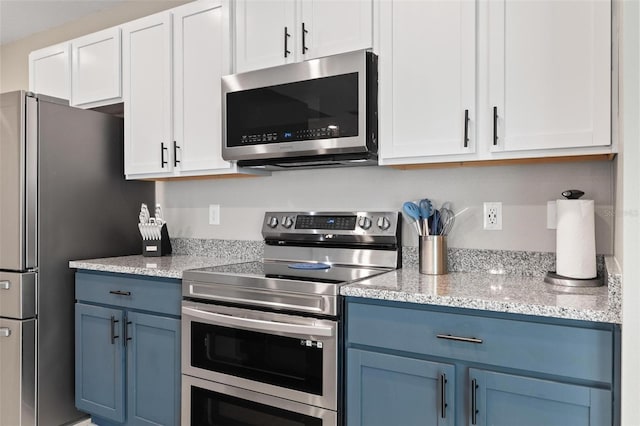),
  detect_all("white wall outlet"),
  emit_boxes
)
[209,204,220,225]
[483,202,502,230]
